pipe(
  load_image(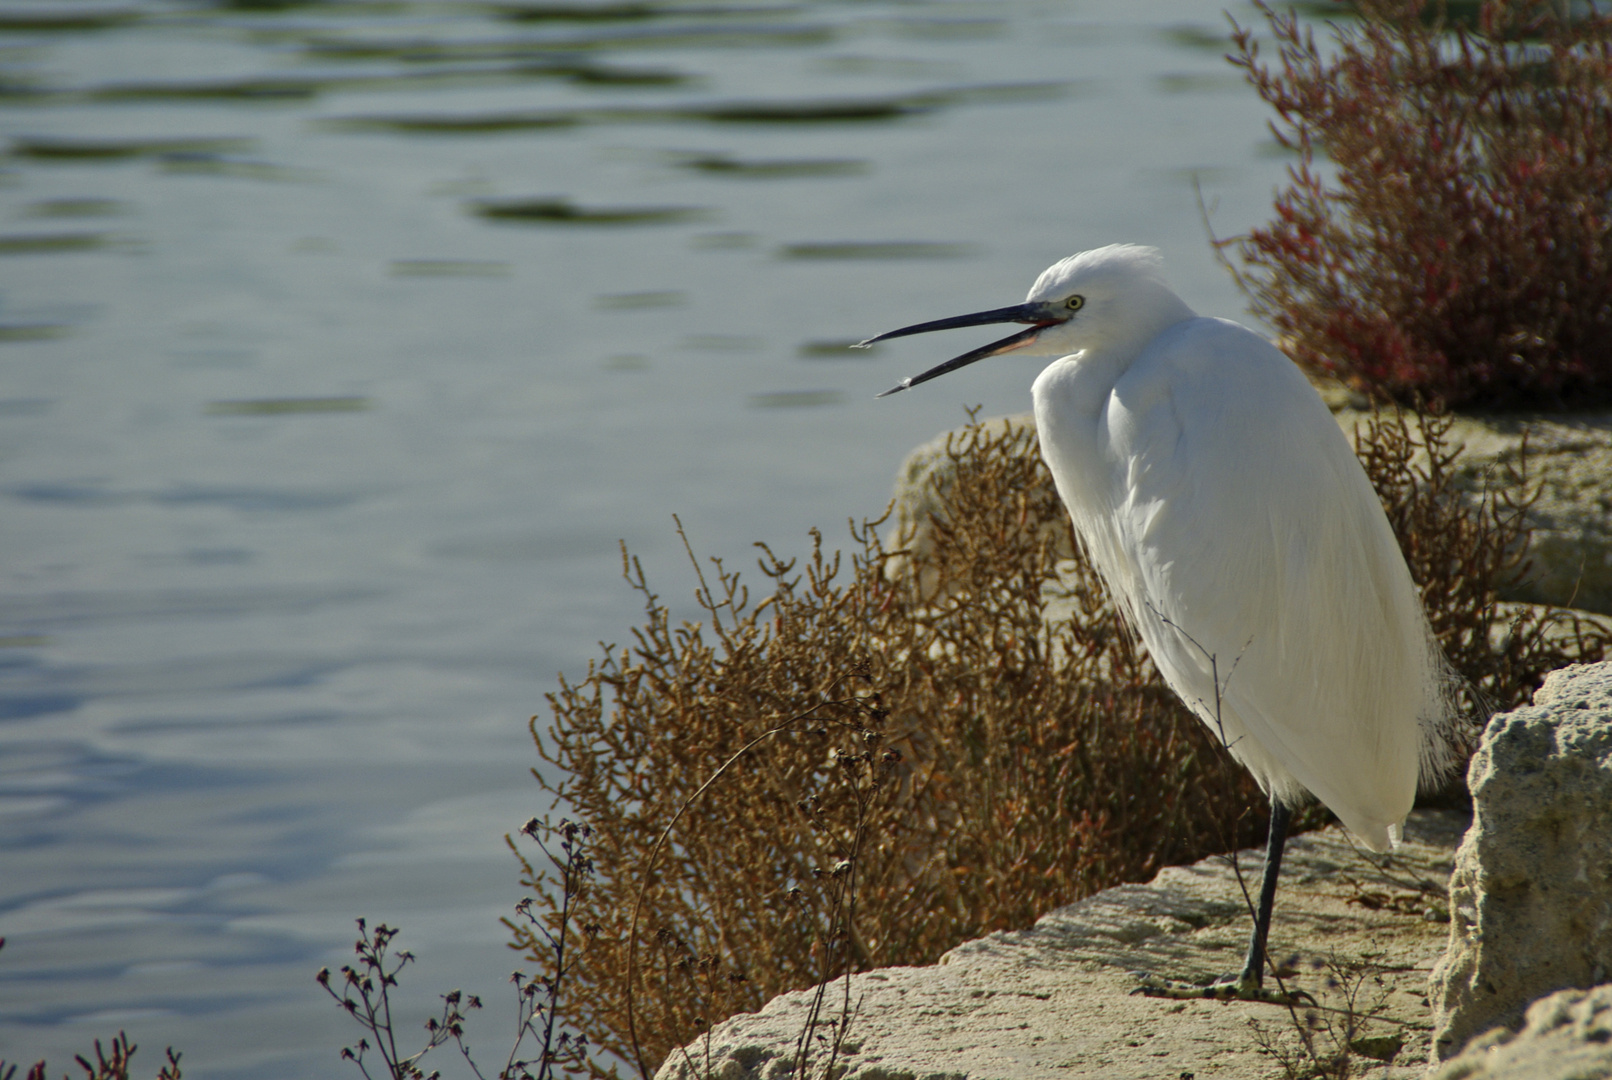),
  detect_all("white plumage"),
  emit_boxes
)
[1025,246,1453,851]
[868,243,1455,853]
